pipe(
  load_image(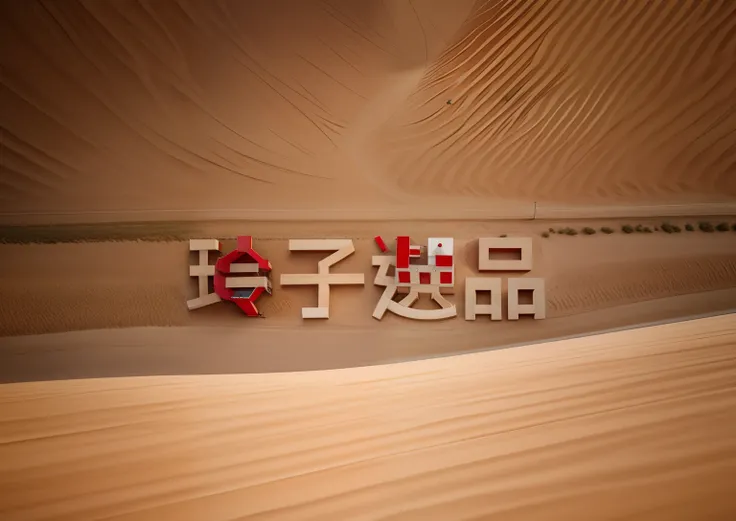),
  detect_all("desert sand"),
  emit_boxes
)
[1,314,736,520]
[2,1,736,518]
[2,0,736,220]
